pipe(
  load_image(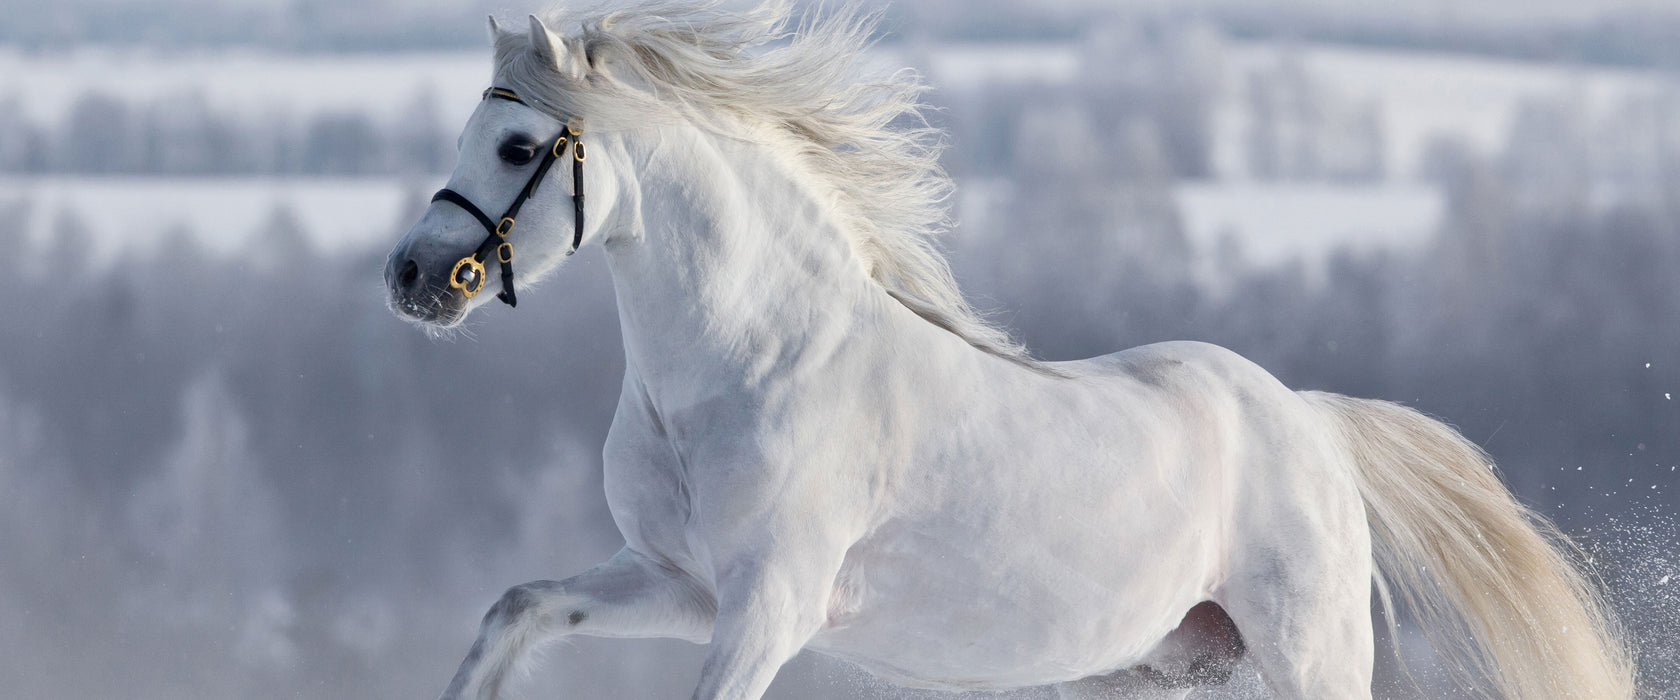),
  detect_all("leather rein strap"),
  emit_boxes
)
[430,87,586,307]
